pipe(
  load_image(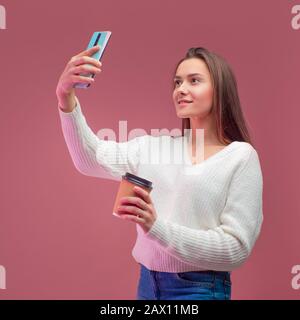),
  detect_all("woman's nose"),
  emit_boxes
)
[177,84,188,93]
